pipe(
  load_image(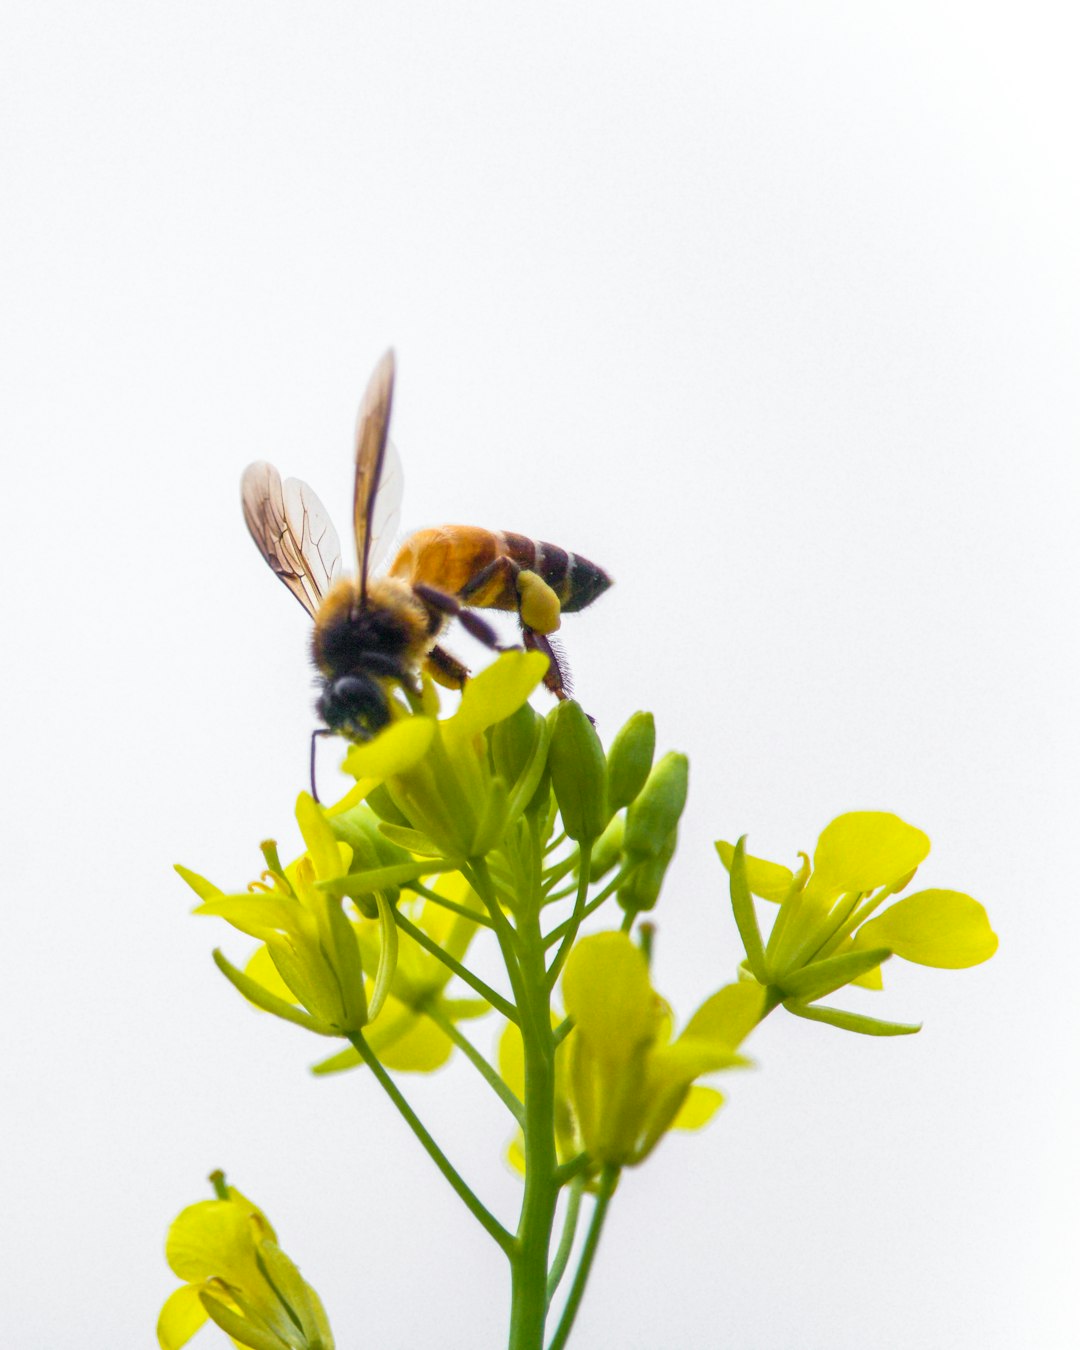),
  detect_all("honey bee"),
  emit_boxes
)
[241,350,612,747]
